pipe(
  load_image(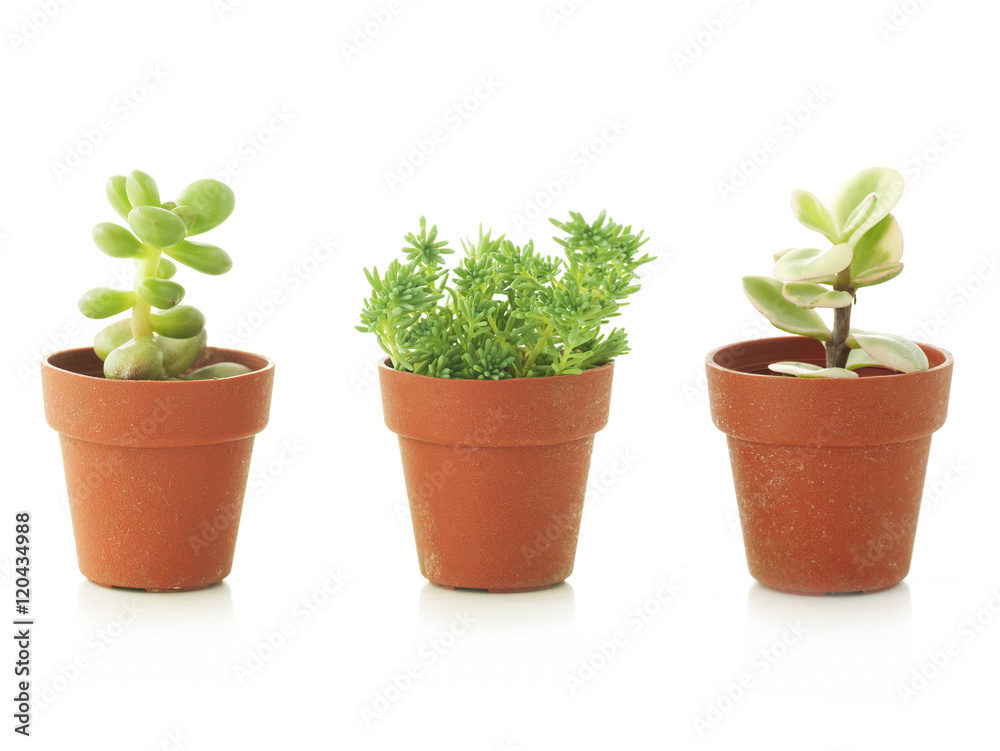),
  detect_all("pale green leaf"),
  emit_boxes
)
[742,276,831,341]
[769,361,858,379]
[773,244,853,282]
[790,190,837,240]
[853,331,929,373]
[852,262,904,288]
[781,282,854,309]
[845,348,881,371]
[829,167,904,242]
[850,213,903,279]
